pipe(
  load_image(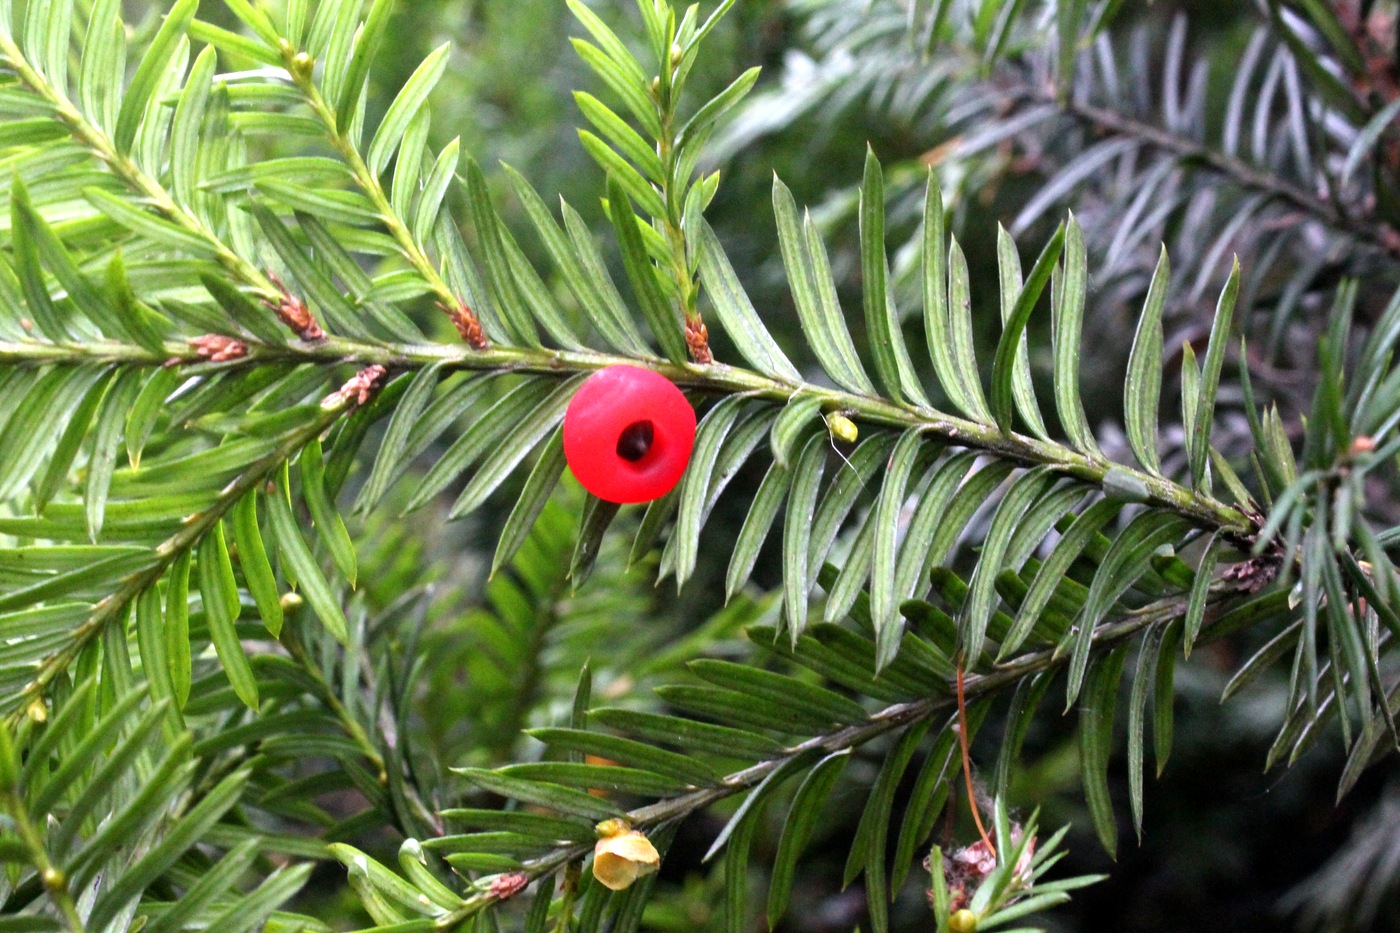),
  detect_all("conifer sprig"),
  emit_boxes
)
[0,1,1394,930]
